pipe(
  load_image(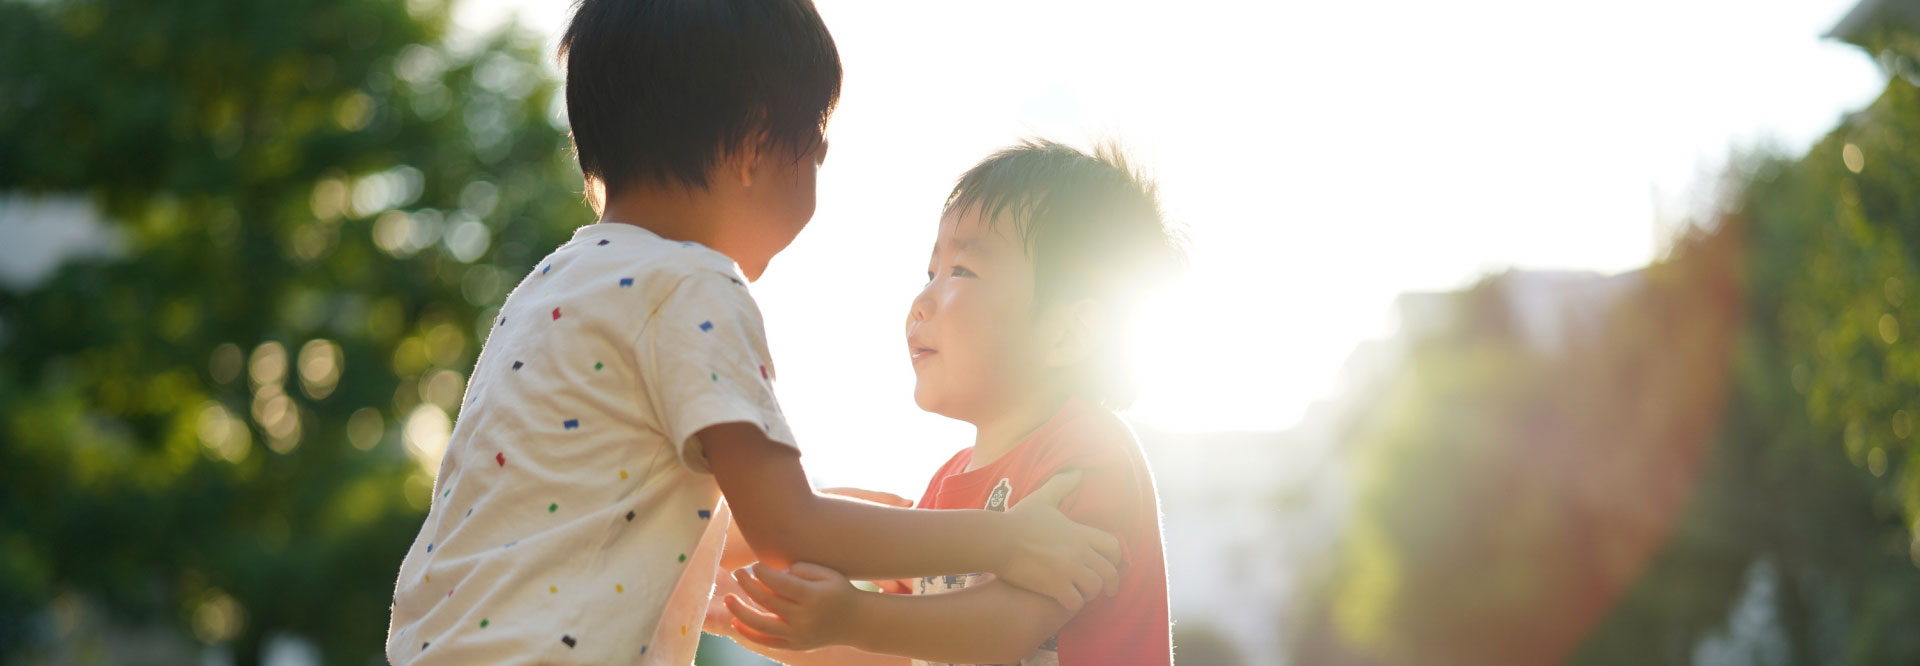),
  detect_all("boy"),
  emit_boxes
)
[709,140,1182,665]
[383,2,1122,664]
